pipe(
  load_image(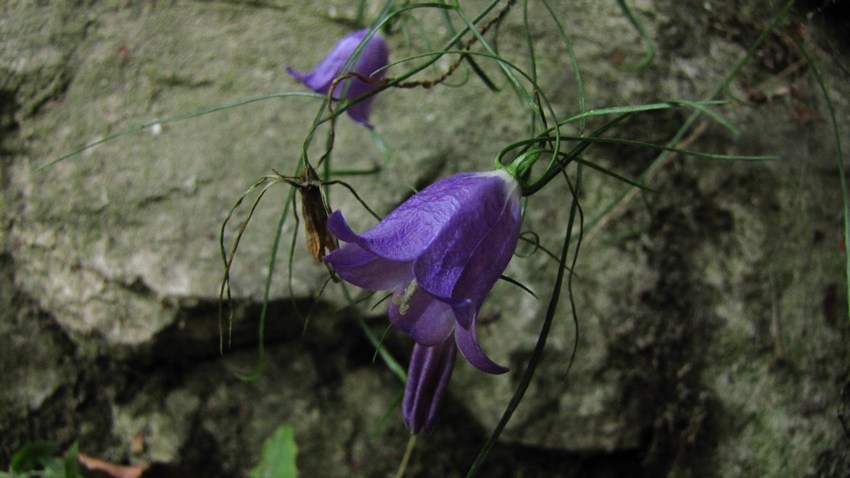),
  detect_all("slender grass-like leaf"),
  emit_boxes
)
[565,135,773,161]
[794,35,849,322]
[218,176,288,354]
[586,0,796,237]
[234,187,295,382]
[499,274,538,299]
[556,100,728,127]
[467,166,583,477]
[615,0,656,71]
[358,316,407,383]
[573,156,658,192]
[440,4,500,91]
[540,0,586,133]
[39,92,323,170]
[452,1,527,101]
